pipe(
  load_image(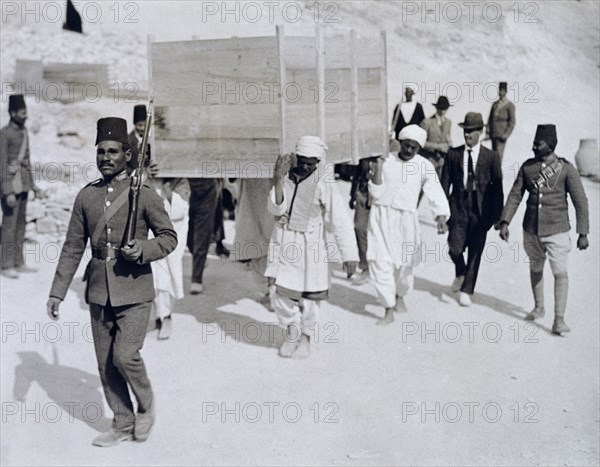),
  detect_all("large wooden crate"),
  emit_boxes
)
[149,27,388,178]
